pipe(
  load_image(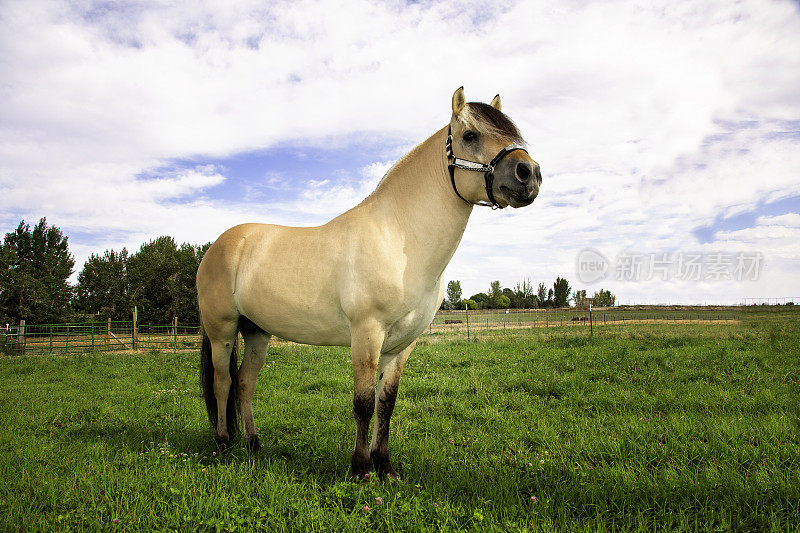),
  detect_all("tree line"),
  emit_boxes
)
[0,218,617,326]
[444,278,615,310]
[0,218,208,325]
